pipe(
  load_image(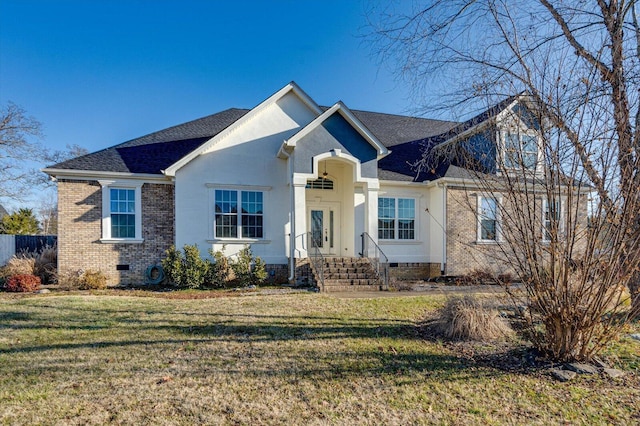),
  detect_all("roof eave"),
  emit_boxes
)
[42,168,173,182]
